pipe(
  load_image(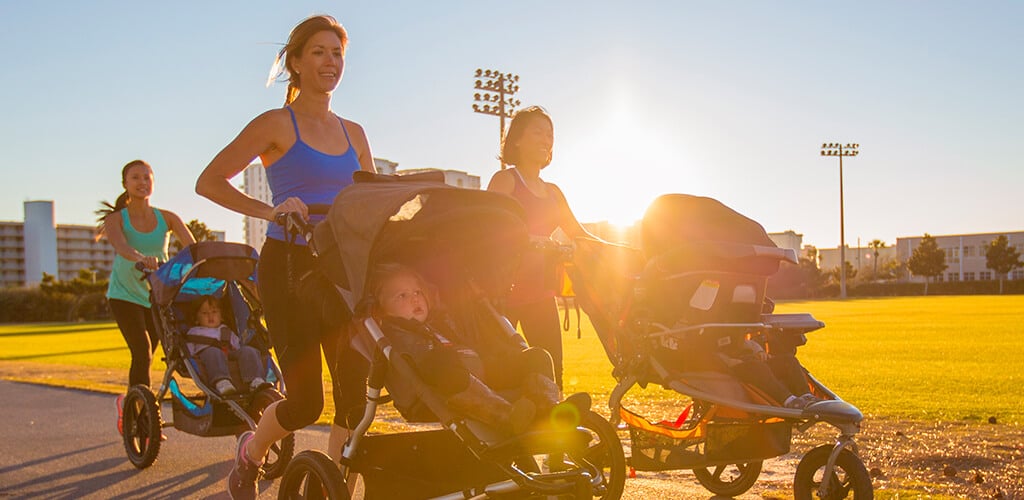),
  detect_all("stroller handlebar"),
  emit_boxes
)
[530,236,574,262]
[273,203,331,262]
[273,202,332,250]
[134,259,164,275]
